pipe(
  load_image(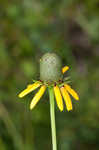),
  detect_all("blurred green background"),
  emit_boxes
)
[0,0,99,150]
